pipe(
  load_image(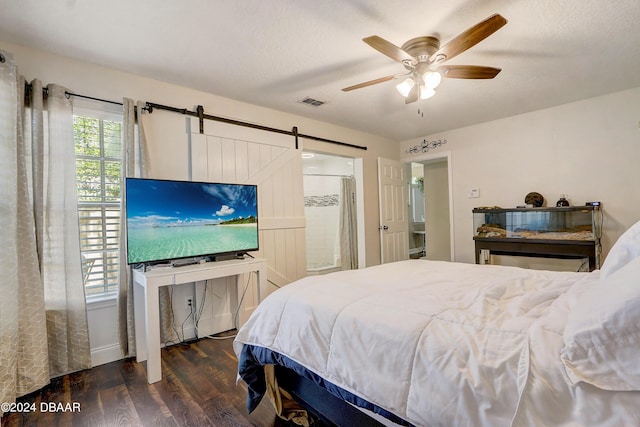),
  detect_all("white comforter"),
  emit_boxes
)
[234,260,640,427]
